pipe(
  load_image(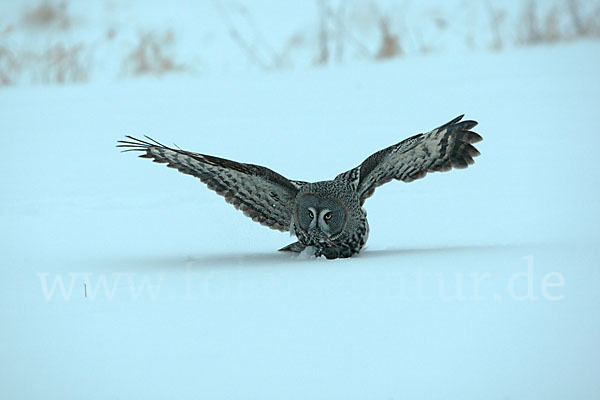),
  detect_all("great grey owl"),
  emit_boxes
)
[117,115,482,259]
